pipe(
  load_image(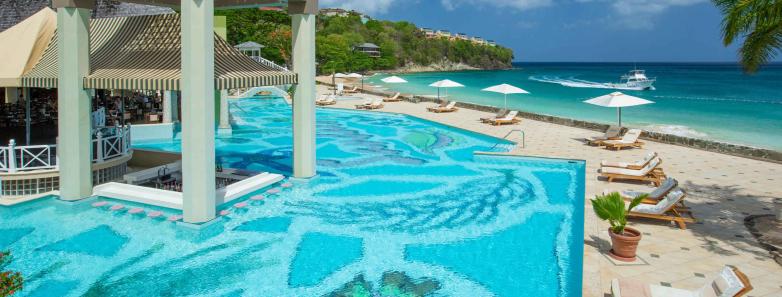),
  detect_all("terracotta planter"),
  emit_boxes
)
[608,227,642,262]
